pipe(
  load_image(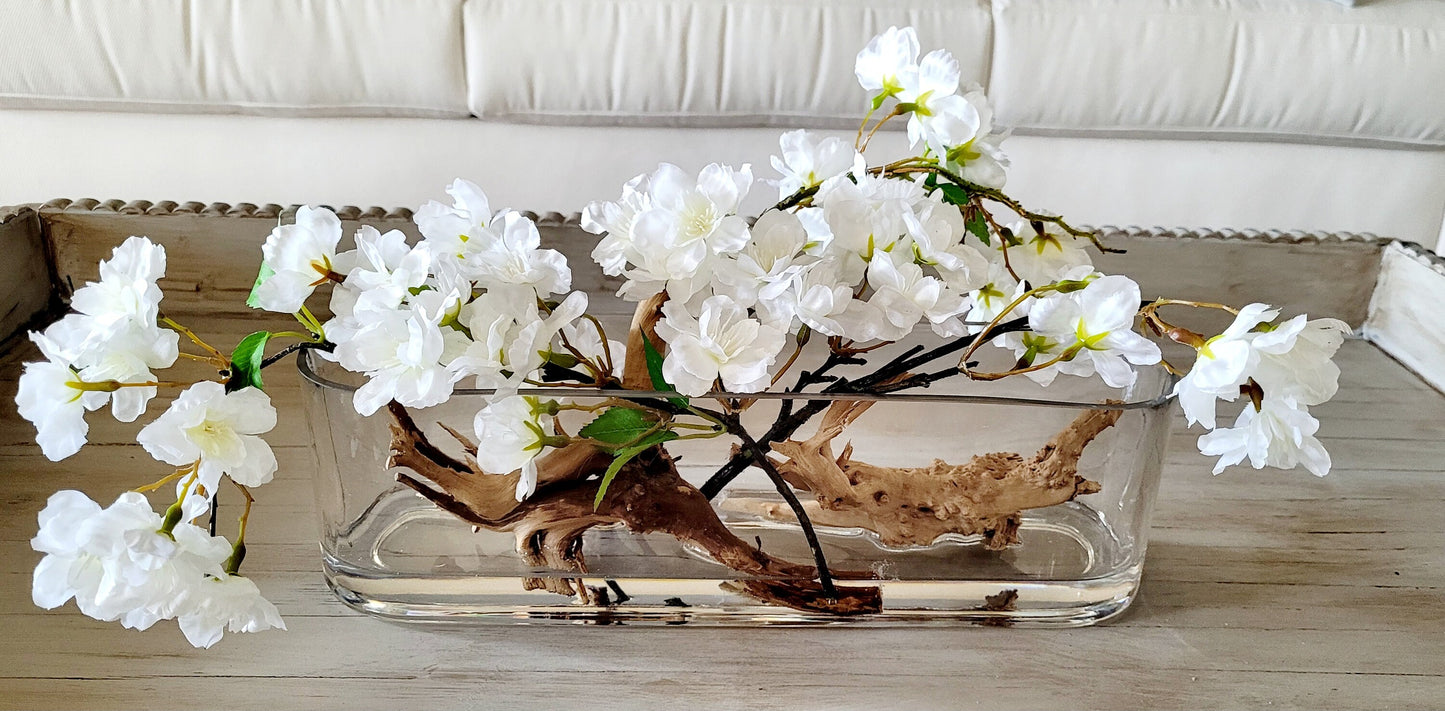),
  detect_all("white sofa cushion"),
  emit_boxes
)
[7,110,1444,250]
[0,0,469,117]
[990,0,1445,148]
[463,0,993,127]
